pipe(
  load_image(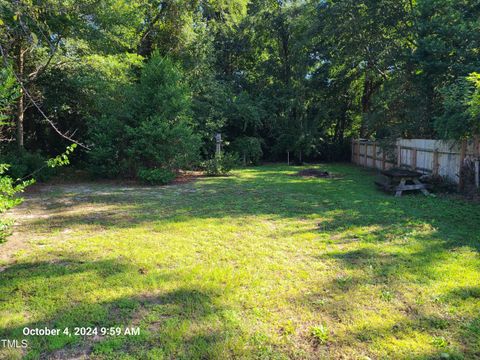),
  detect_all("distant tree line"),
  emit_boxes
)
[0,0,479,180]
